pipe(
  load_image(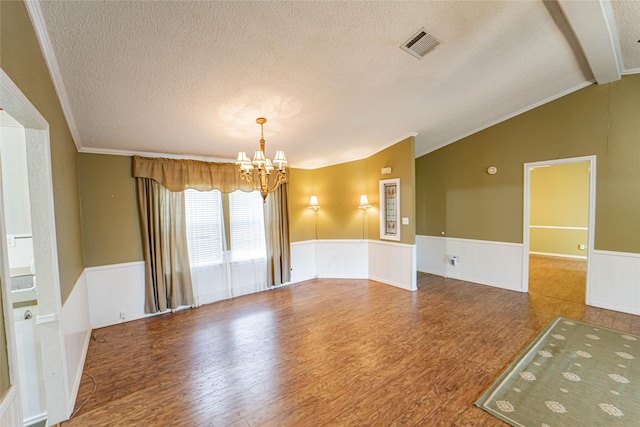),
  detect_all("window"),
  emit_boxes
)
[185,189,266,266]
[185,189,224,267]
[229,190,267,262]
